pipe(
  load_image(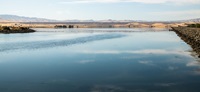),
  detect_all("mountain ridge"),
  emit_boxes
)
[0,14,200,23]
[0,15,58,22]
